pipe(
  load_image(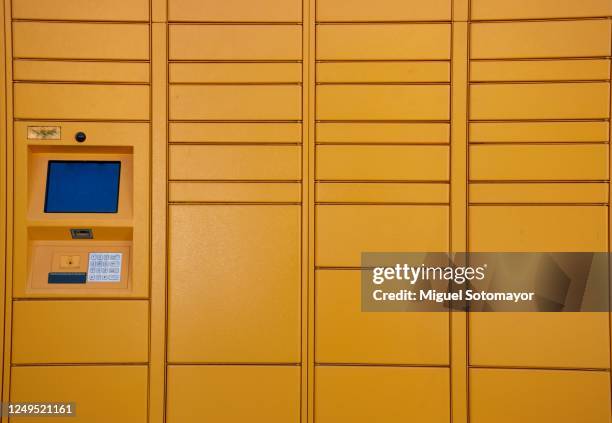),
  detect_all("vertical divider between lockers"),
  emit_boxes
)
[609,13,612,413]
[450,0,469,422]
[0,0,5,414]
[150,0,168,421]
[1,0,13,420]
[304,0,316,422]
